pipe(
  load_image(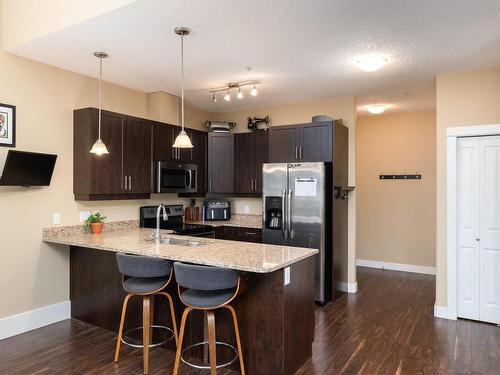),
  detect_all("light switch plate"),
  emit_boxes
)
[243,205,250,214]
[53,213,61,225]
[80,211,90,223]
[284,267,291,285]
